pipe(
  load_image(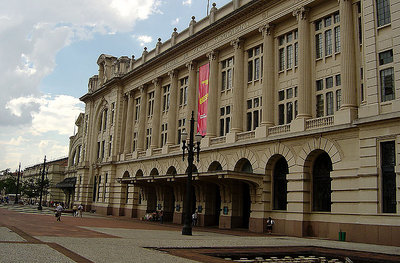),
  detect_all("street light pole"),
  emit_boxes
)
[38,156,46,210]
[14,163,21,204]
[181,111,202,236]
